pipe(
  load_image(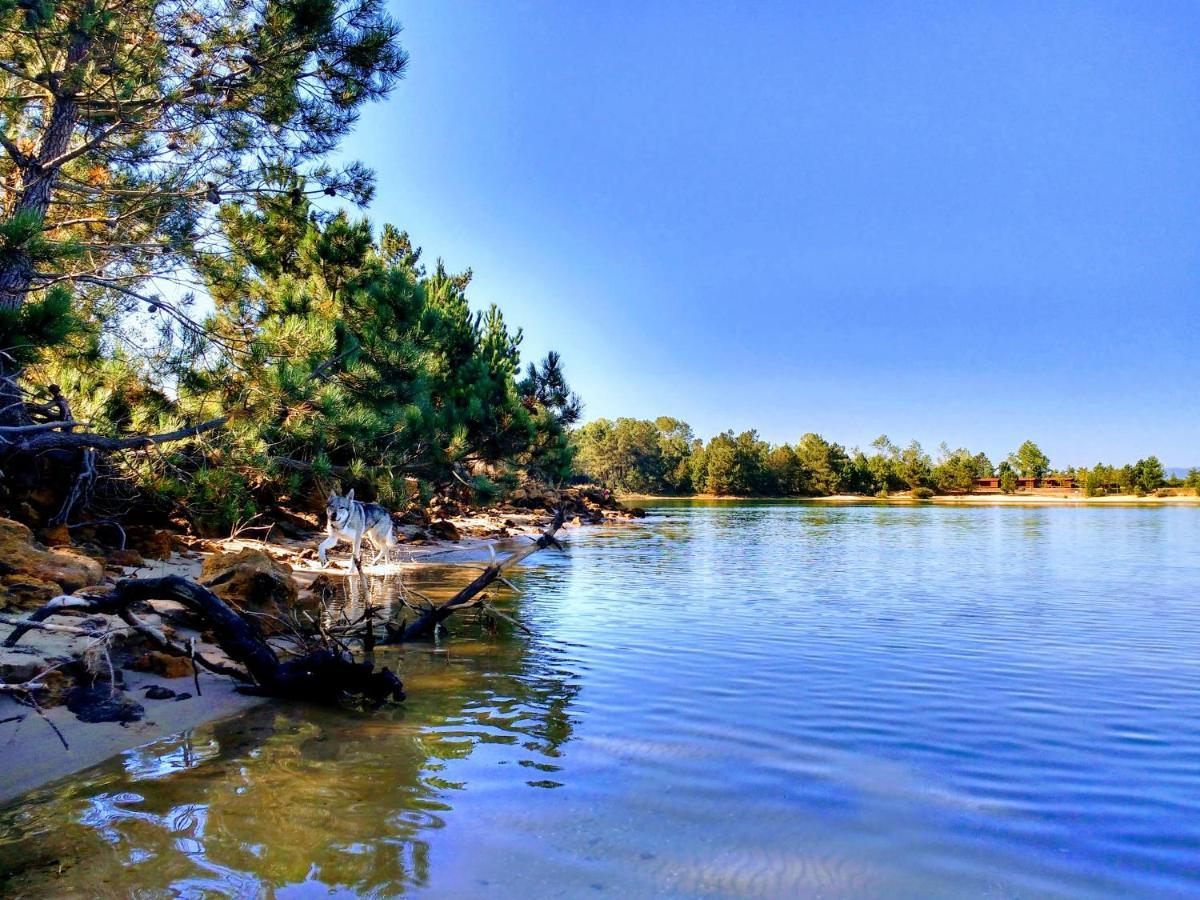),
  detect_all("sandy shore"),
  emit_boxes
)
[0,509,605,807]
[0,670,264,806]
